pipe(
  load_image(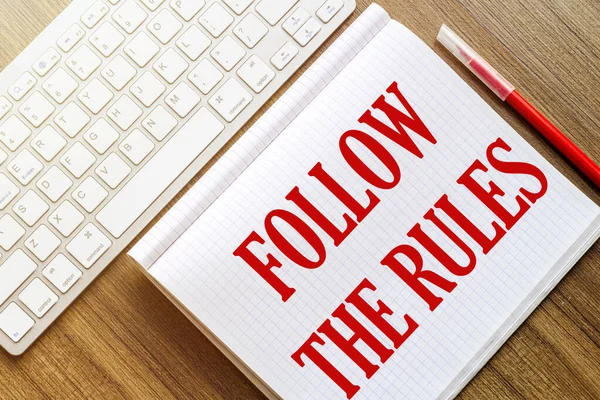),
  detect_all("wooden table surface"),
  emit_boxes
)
[1,0,599,399]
